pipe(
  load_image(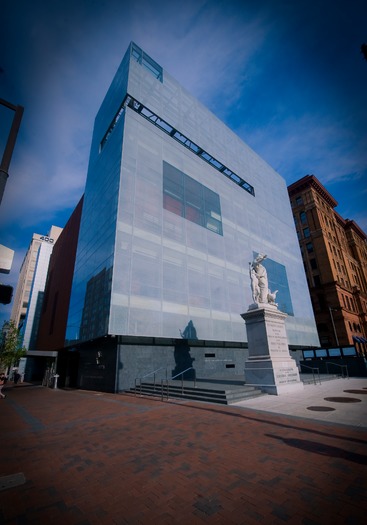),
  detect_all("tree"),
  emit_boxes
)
[0,320,27,370]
